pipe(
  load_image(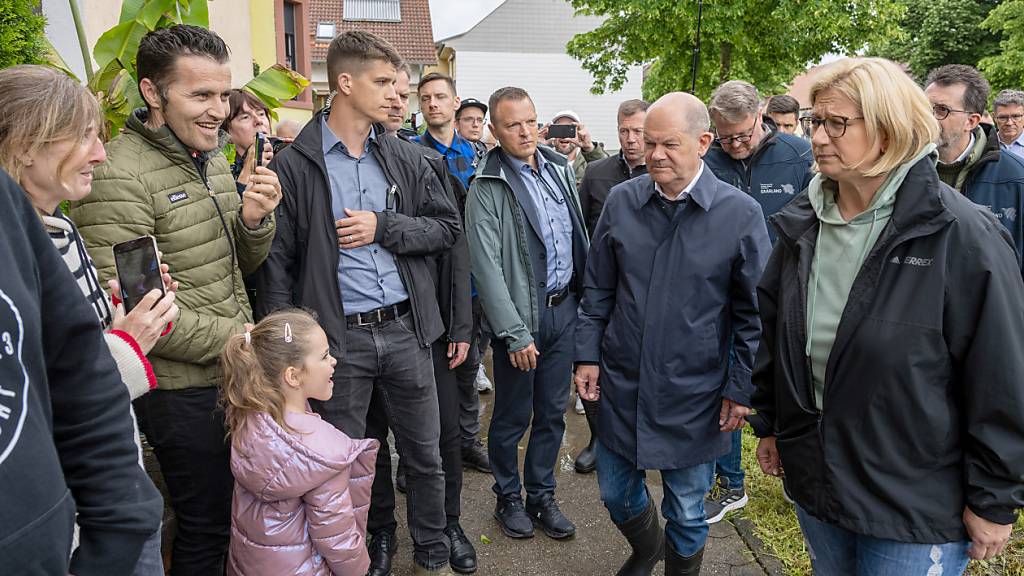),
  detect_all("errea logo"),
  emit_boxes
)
[890,256,933,267]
